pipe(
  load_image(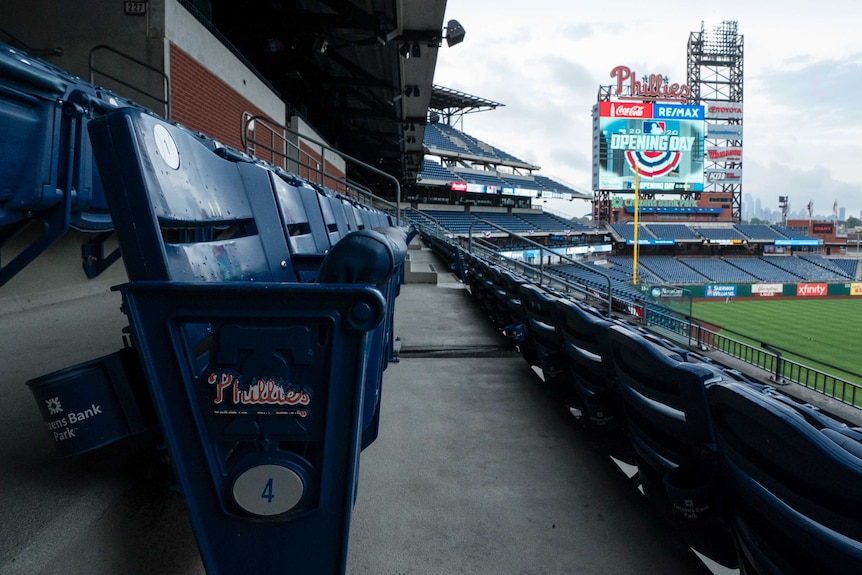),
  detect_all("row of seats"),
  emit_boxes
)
[27,107,411,574]
[580,255,854,285]
[0,42,147,285]
[421,209,583,234]
[609,222,816,243]
[439,243,862,574]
